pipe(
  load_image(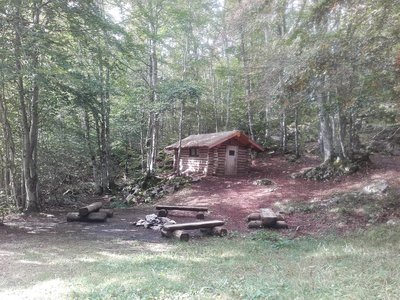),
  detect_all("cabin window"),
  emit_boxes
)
[189,148,199,157]
[229,150,235,156]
